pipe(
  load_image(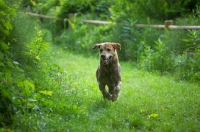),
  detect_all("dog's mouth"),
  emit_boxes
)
[101,56,112,65]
